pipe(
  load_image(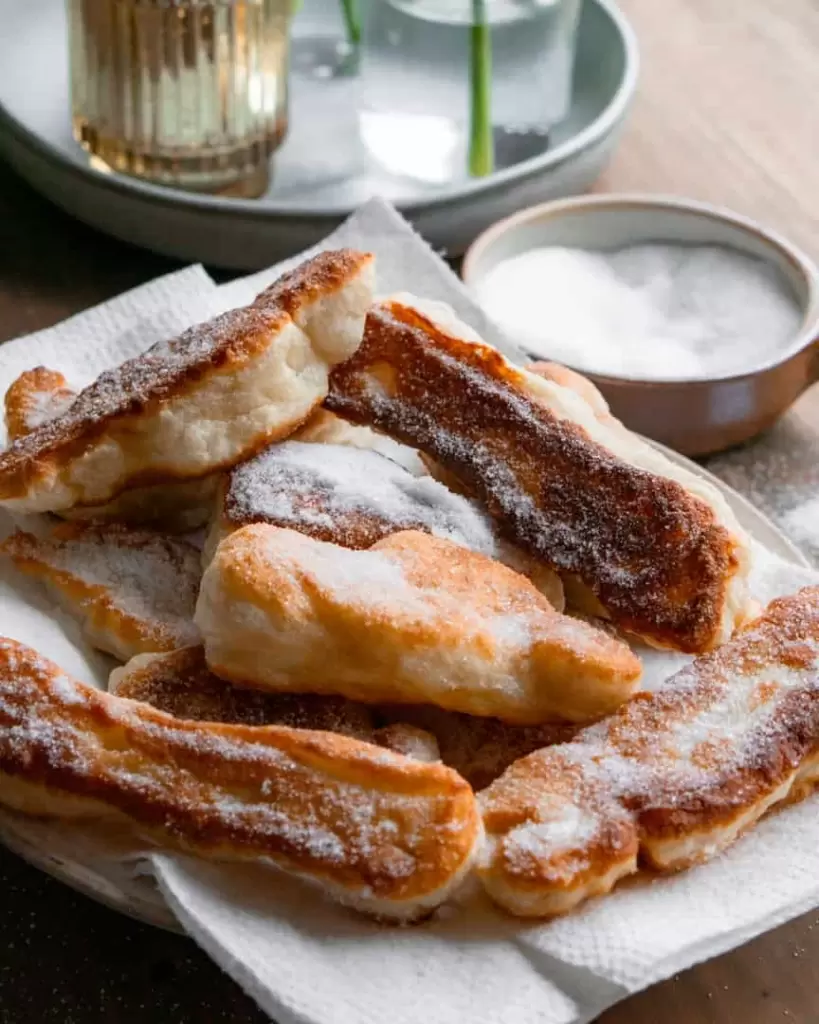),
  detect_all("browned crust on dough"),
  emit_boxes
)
[327,301,740,652]
[0,249,371,502]
[0,638,479,905]
[253,248,372,319]
[479,587,819,912]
